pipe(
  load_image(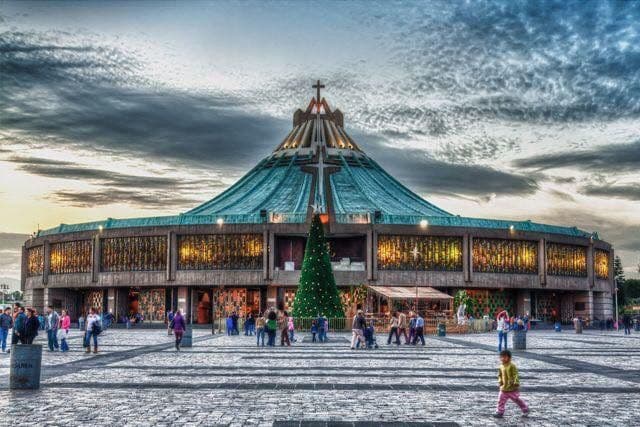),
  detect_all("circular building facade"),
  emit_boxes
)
[22,89,614,324]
